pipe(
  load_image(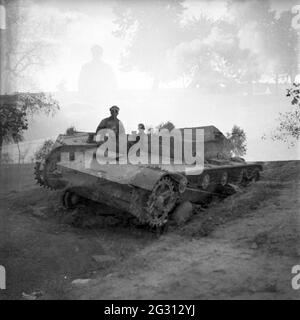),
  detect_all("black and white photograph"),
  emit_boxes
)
[0,0,299,302]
